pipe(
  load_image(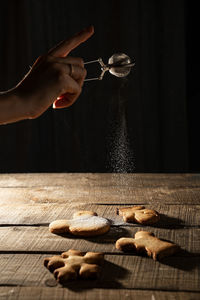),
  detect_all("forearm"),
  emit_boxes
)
[0,89,28,125]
